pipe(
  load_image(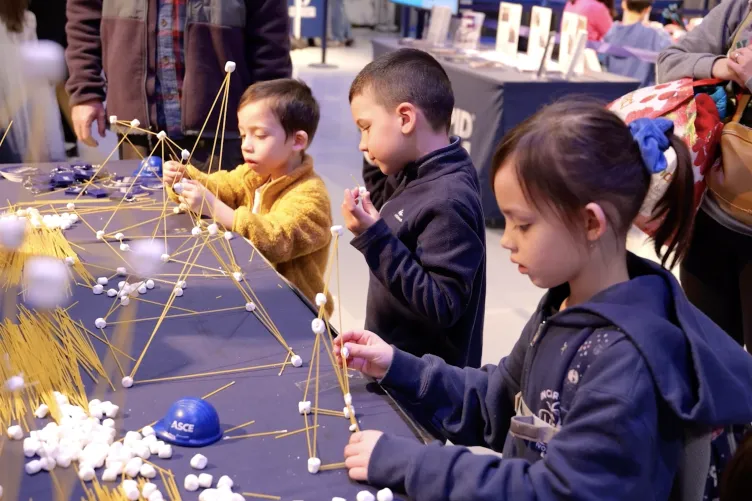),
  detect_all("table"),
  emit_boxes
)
[0,161,425,501]
[372,37,640,225]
